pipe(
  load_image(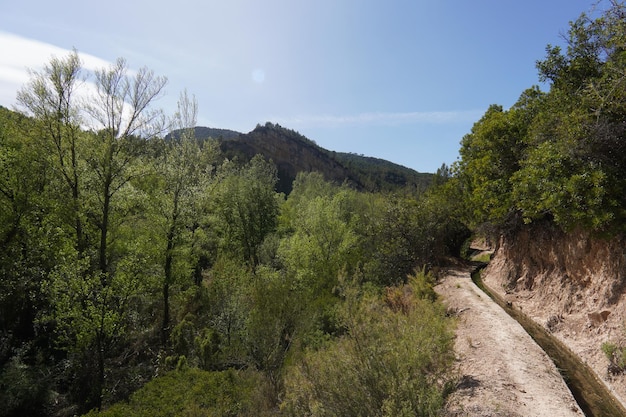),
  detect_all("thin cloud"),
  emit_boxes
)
[0,31,112,106]
[0,32,154,136]
[277,110,483,128]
